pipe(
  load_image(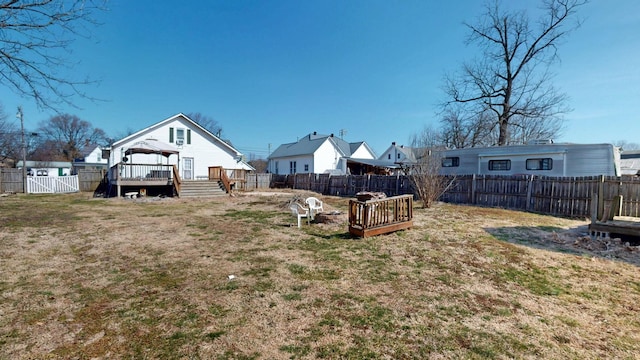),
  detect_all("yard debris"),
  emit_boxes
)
[355,191,387,201]
[227,275,236,281]
[541,228,640,263]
